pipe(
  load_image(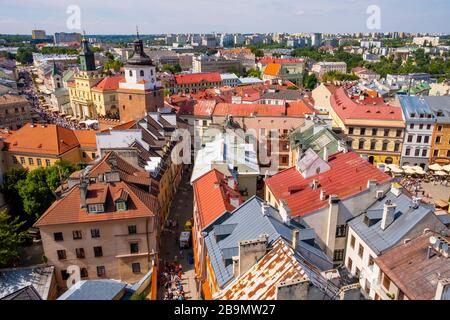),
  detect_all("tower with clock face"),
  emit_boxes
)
[118,34,164,123]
